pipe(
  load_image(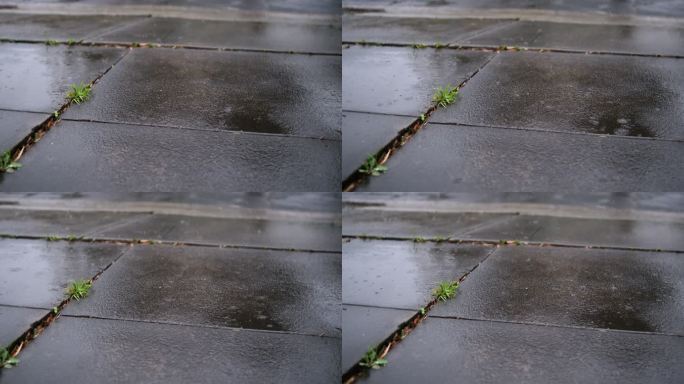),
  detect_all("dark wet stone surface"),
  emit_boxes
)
[64,48,341,139]
[342,207,513,237]
[464,21,684,56]
[343,239,492,308]
[342,304,414,373]
[355,124,684,191]
[342,111,413,179]
[0,110,46,152]
[94,17,340,54]
[0,43,127,113]
[343,45,493,116]
[359,317,684,384]
[344,0,684,18]
[431,51,684,140]
[0,208,146,238]
[92,213,341,252]
[64,244,341,336]
[0,306,46,346]
[432,246,684,334]
[0,239,126,308]
[342,15,508,44]
[0,121,340,192]
[0,14,142,41]
[0,317,340,384]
